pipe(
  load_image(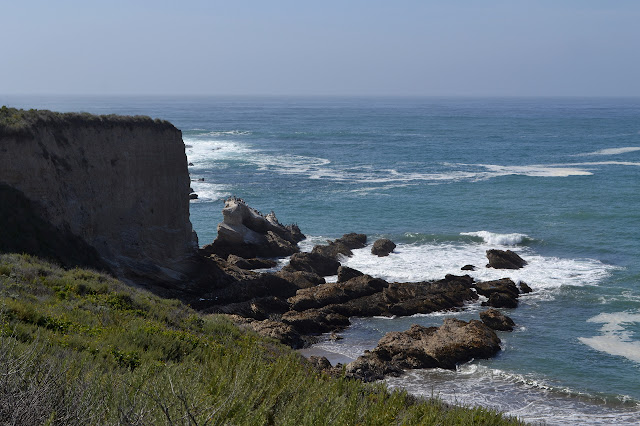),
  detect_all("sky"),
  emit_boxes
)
[1,0,639,97]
